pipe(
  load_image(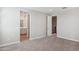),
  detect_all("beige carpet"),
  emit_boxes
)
[0,36,79,51]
